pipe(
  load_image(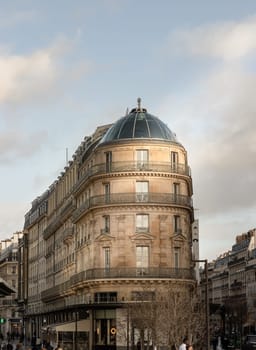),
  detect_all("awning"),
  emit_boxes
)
[42,319,90,333]
[243,322,256,327]
[9,318,22,323]
[0,277,16,297]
